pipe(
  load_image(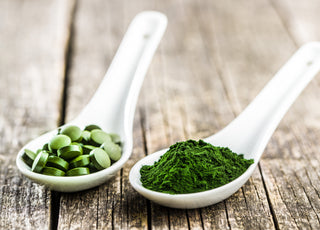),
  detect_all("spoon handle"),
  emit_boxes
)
[73,11,167,132]
[207,42,320,160]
